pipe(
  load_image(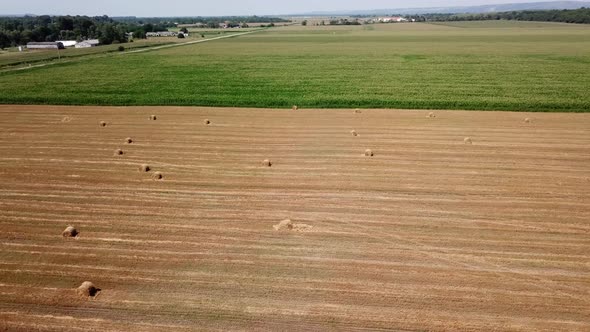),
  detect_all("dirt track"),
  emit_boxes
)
[0,105,588,331]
